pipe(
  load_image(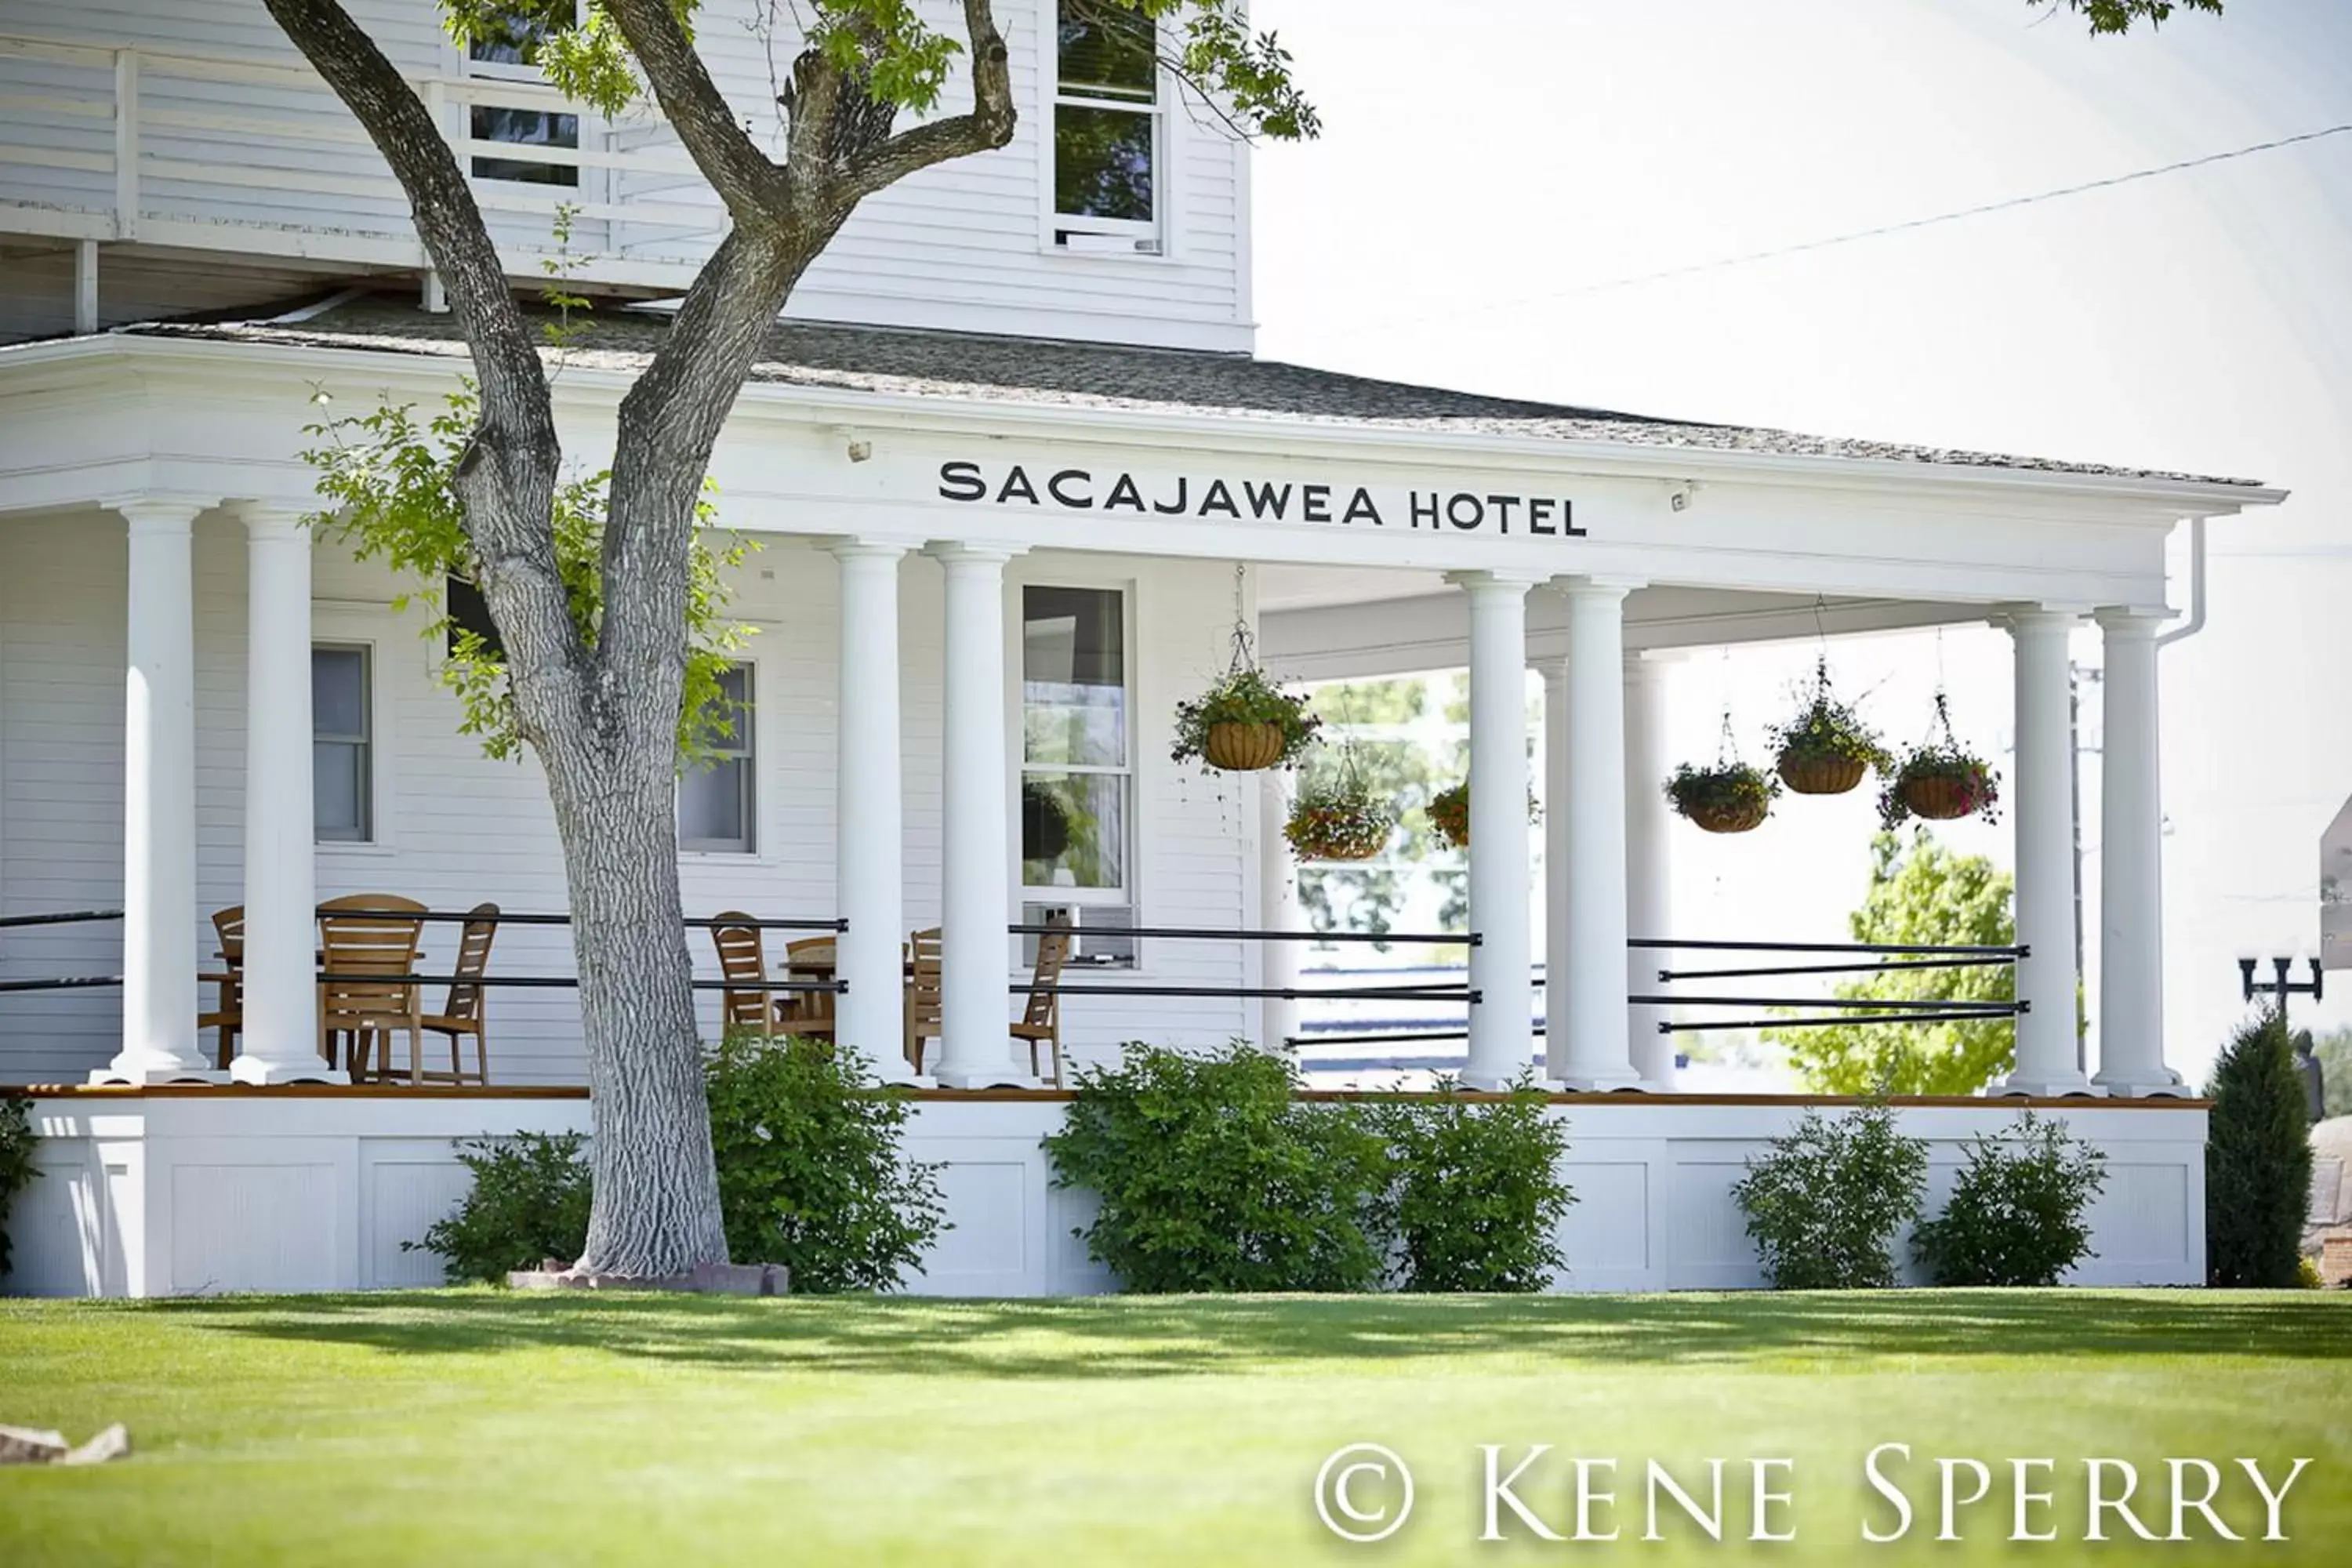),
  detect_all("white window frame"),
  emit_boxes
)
[310,604,401,857]
[679,658,760,857]
[1039,0,1172,258]
[453,8,601,199]
[1011,572,1142,972]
